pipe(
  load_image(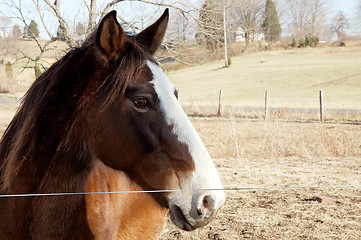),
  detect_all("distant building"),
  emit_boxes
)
[234,27,265,42]
[0,30,8,39]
